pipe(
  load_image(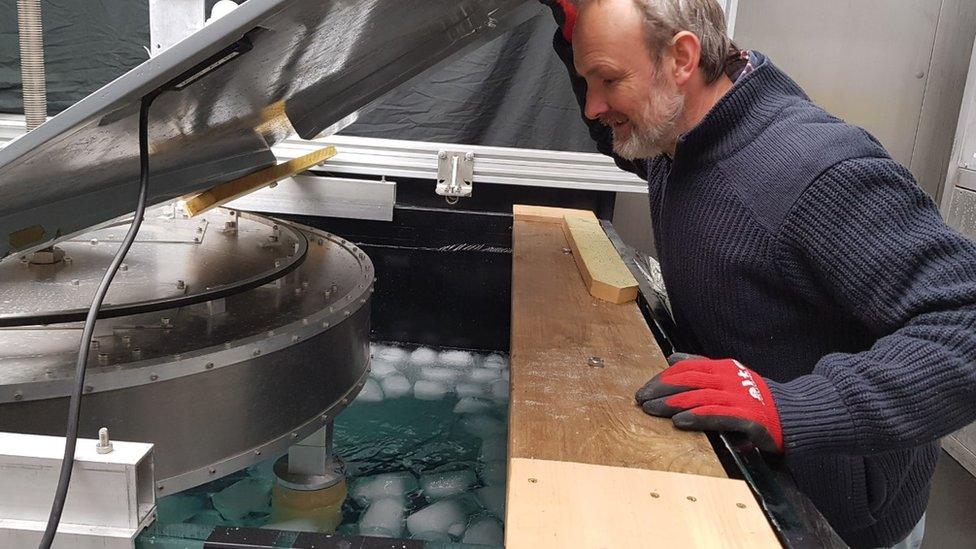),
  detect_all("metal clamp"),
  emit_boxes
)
[436,150,474,204]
